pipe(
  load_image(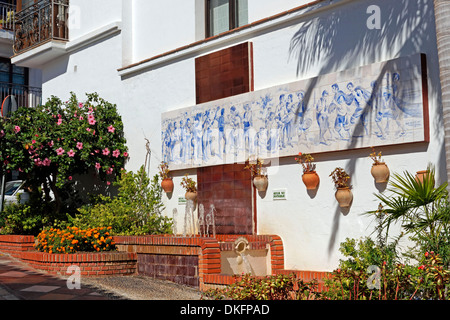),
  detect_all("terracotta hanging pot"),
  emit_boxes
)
[415,170,434,186]
[253,176,268,192]
[185,191,198,202]
[335,187,353,208]
[302,171,320,190]
[371,163,390,183]
[161,178,174,193]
